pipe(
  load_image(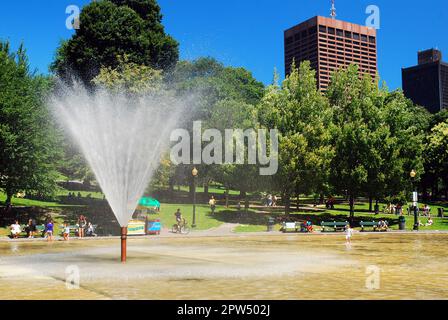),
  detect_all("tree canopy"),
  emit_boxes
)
[0,42,61,205]
[52,0,178,84]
